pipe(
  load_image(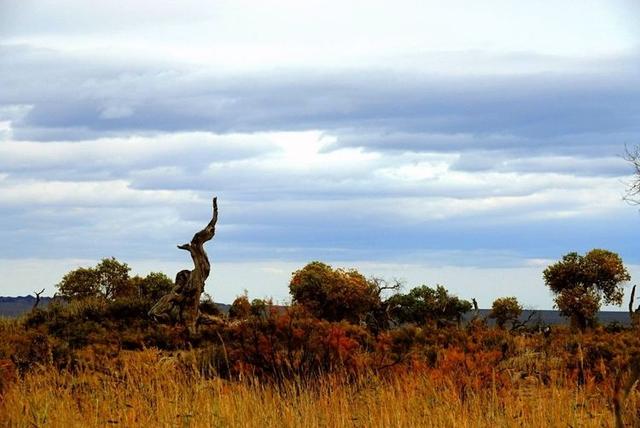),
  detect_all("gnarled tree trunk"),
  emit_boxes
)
[149,197,218,335]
